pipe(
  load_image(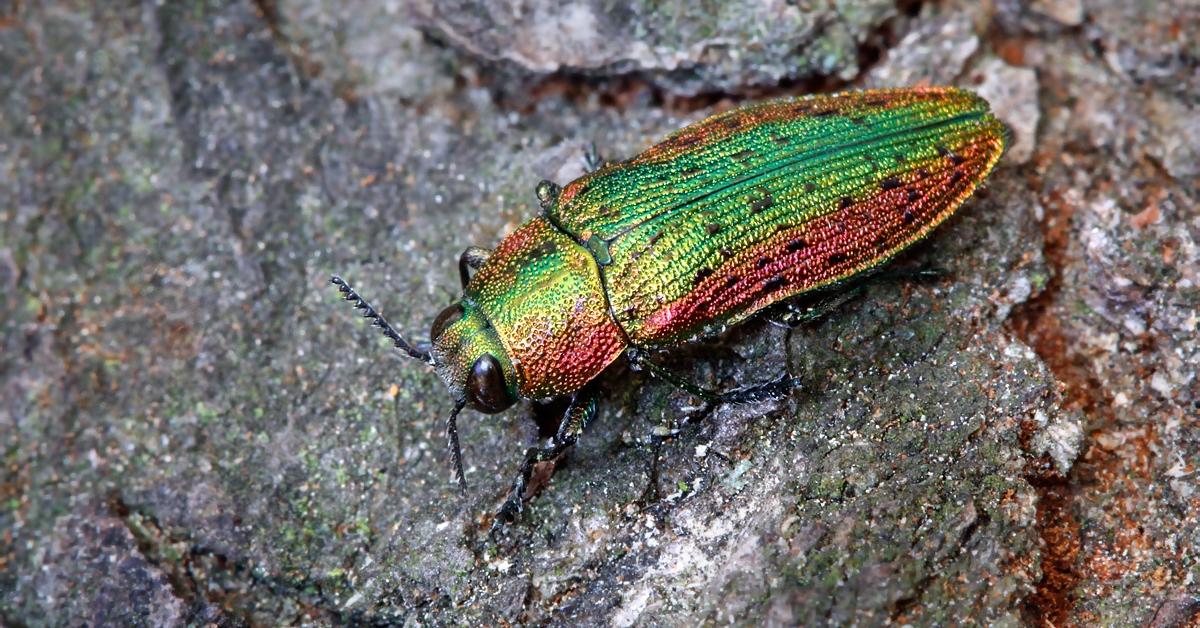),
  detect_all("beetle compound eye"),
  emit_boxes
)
[430,303,465,341]
[467,354,512,414]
